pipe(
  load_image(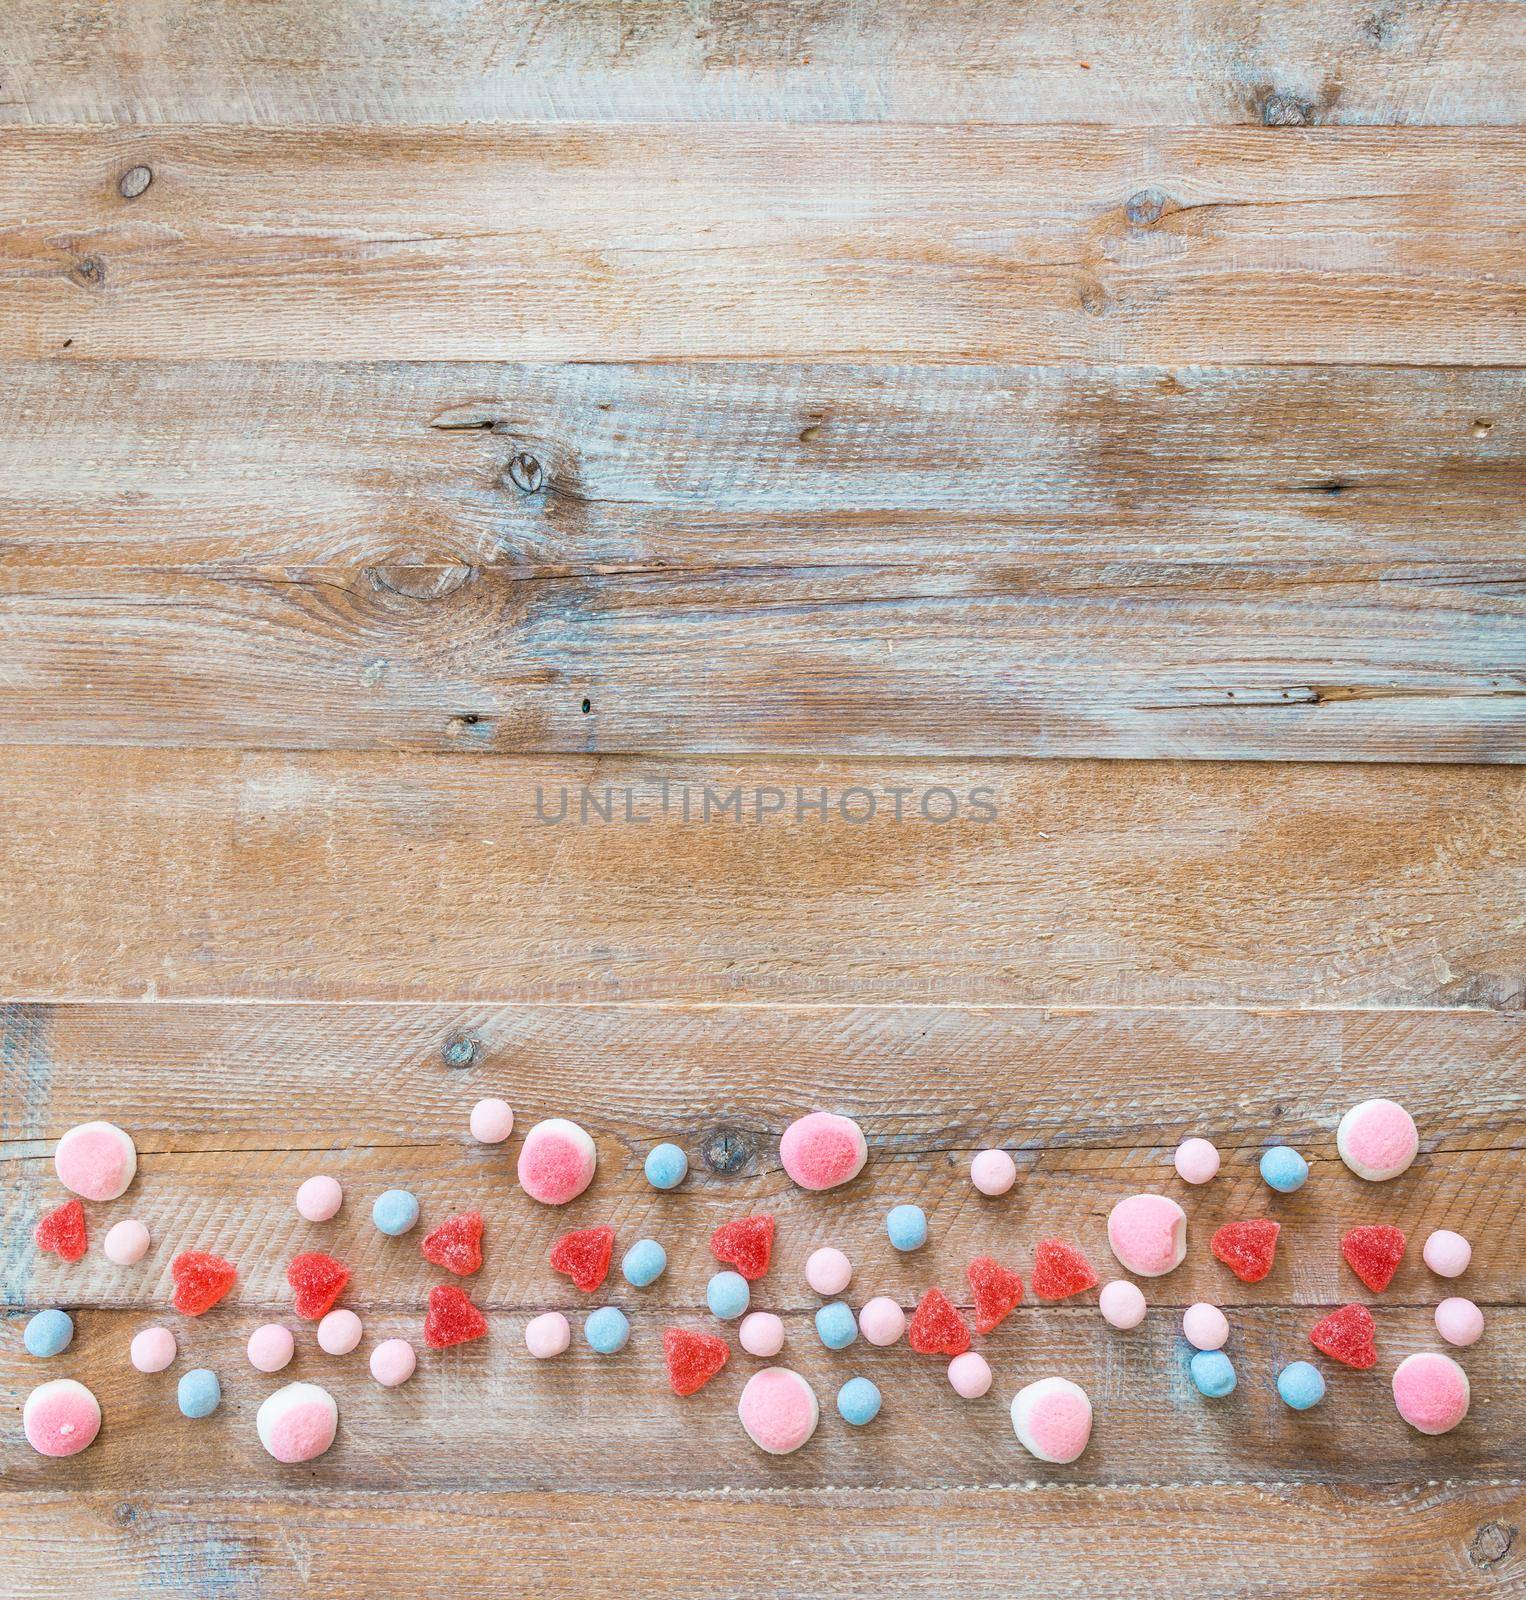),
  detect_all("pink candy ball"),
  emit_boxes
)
[317,1309,363,1356]
[130,1325,177,1374]
[970,1149,1017,1196]
[24,1379,102,1458]
[470,1098,514,1145]
[370,1338,417,1387]
[247,1324,296,1373]
[54,1120,137,1203]
[1392,1351,1470,1435]
[295,1175,343,1222]
[1422,1229,1471,1278]
[1107,1192,1188,1277]
[1173,1137,1220,1185]
[1182,1303,1229,1351]
[525,1311,571,1359]
[1099,1280,1147,1330]
[948,1351,993,1399]
[805,1247,852,1296]
[1435,1297,1484,1347]
[739,1312,785,1357]
[1337,1097,1418,1182]
[858,1296,906,1347]
[103,1219,150,1266]
[778,1112,868,1192]
[517,1119,597,1206]
[738,1367,819,1455]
